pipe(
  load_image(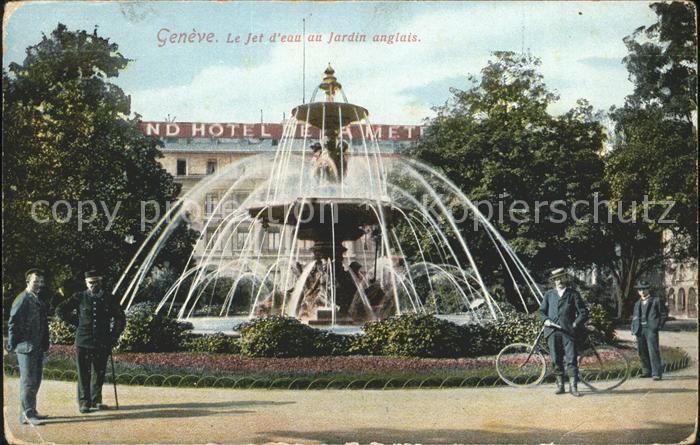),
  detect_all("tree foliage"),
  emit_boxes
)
[2,24,198,312]
[602,1,697,315]
[622,2,697,121]
[406,51,606,307]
